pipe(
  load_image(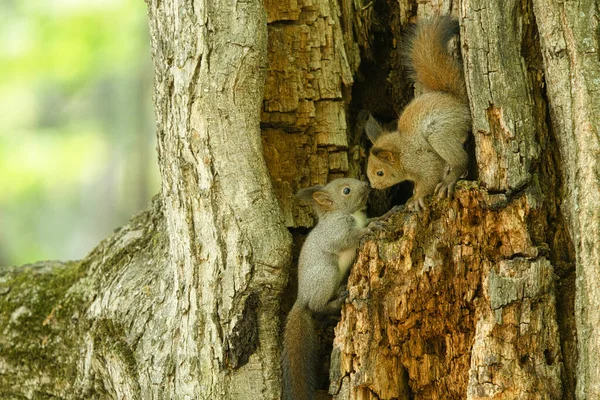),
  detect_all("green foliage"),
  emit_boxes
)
[0,0,159,266]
